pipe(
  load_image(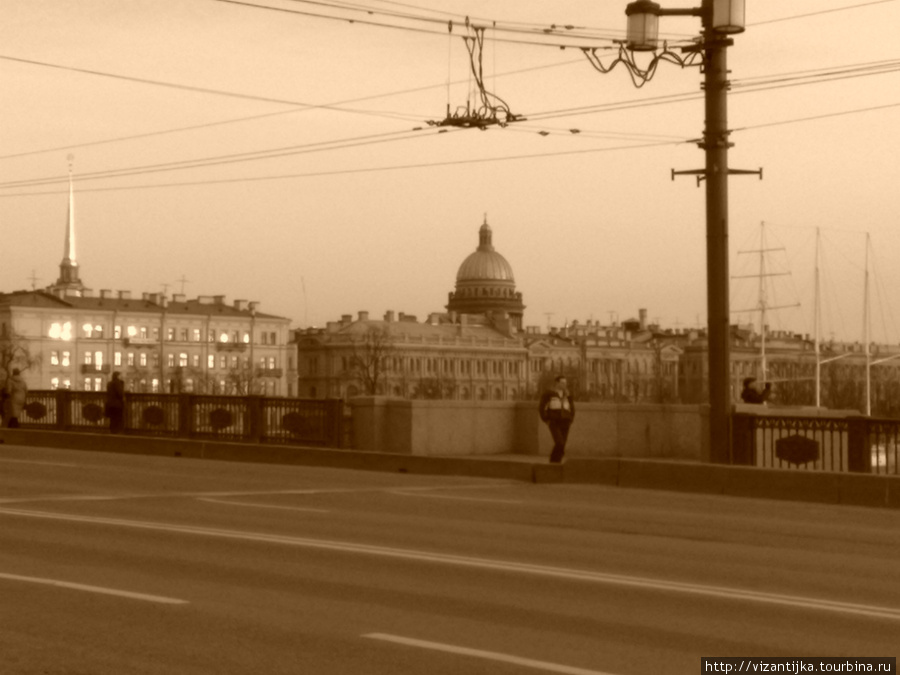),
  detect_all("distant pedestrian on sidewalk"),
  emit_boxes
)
[3,368,28,428]
[105,371,126,433]
[539,375,575,464]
